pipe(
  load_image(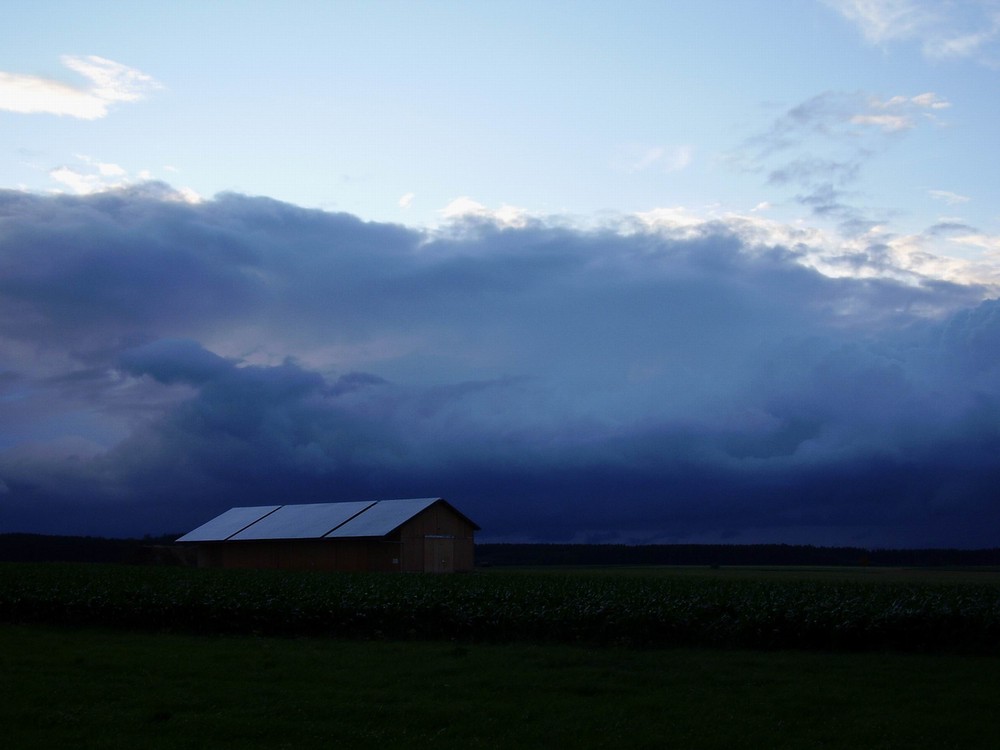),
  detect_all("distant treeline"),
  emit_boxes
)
[0,534,188,565]
[474,543,1000,568]
[3,534,1000,567]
